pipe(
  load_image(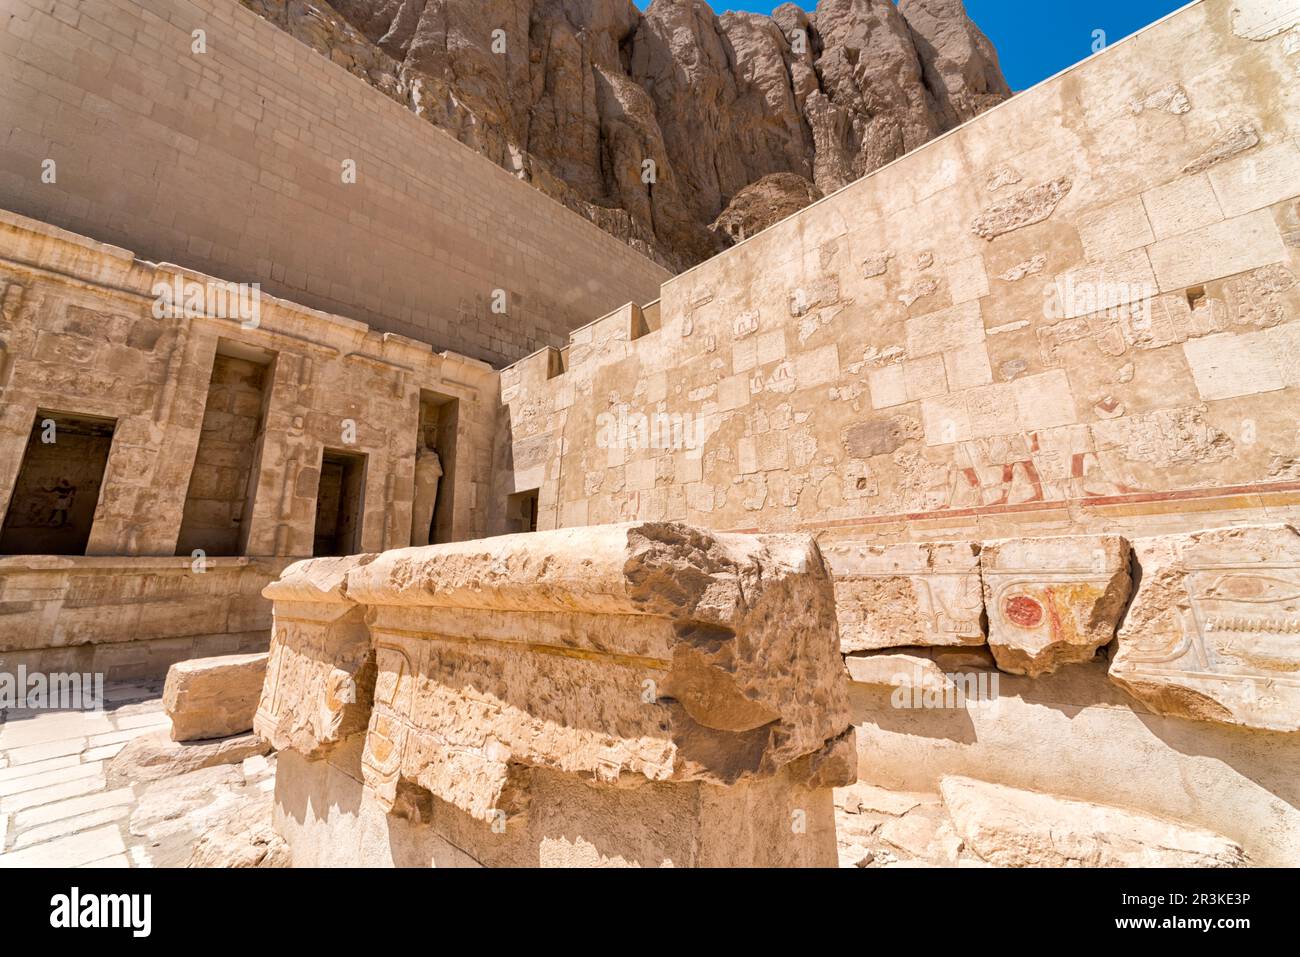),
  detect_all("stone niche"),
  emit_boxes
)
[256,523,855,867]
